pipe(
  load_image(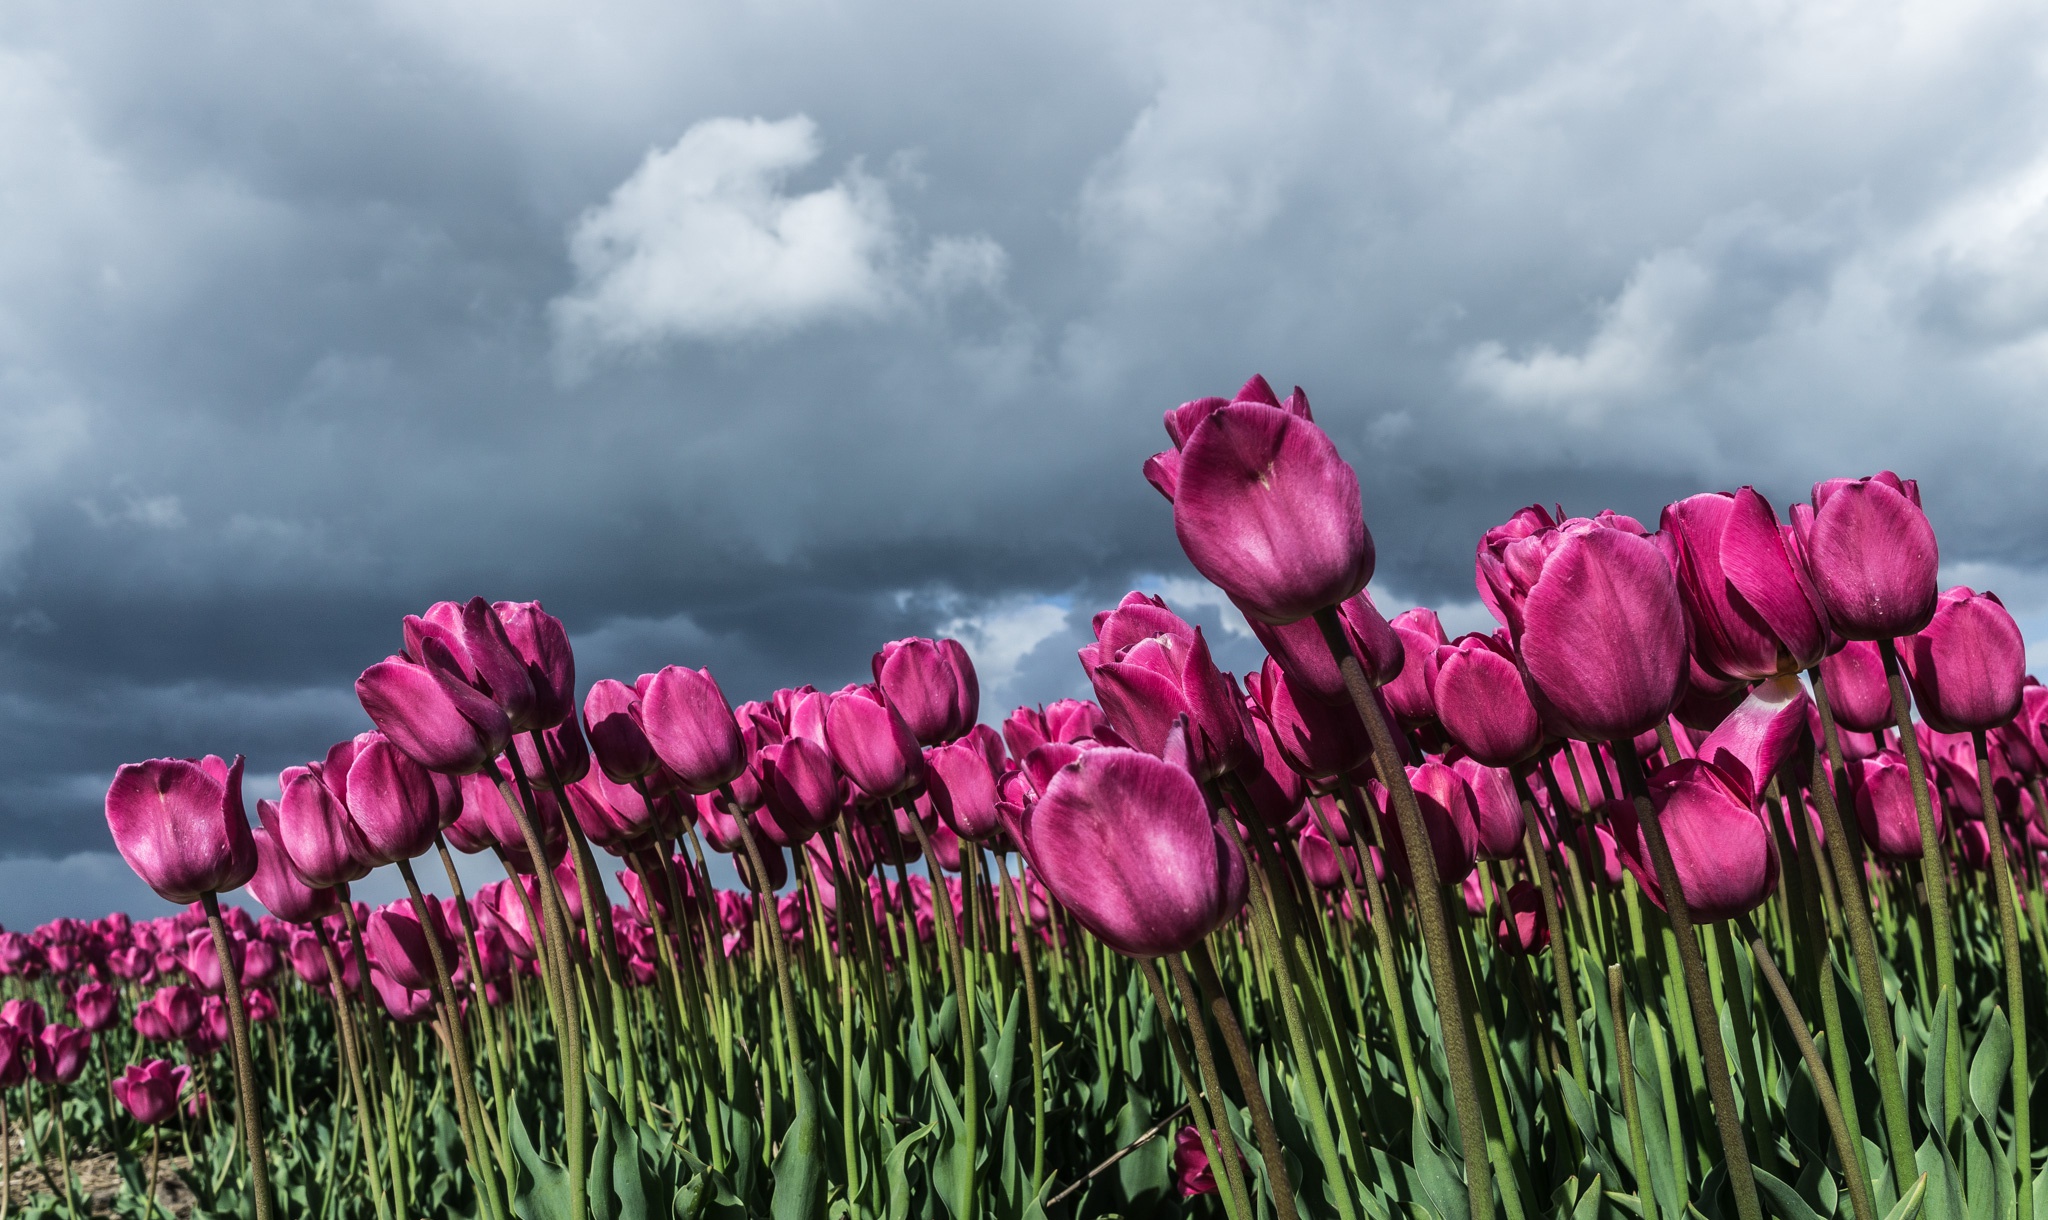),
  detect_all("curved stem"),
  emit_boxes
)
[1876,637,1961,1131]
[1511,766,1588,1089]
[1316,606,1493,1220]
[1608,740,1760,1220]
[1177,950,1300,1220]
[1807,667,1919,1189]
[200,891,273,1220]
[316,927,391,1220]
